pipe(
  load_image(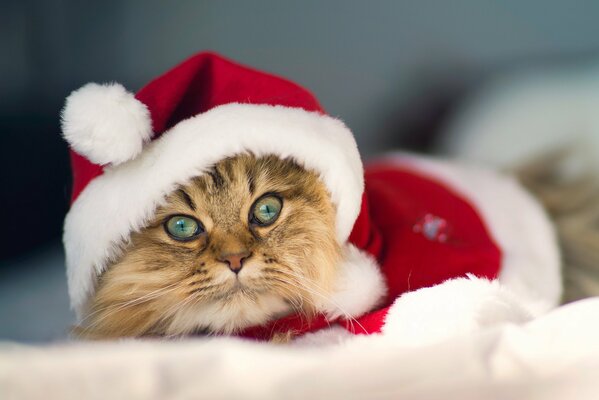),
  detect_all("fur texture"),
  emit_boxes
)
[77,154,343,339]
[8,299,599,399]
[512,149,599,302]
[382,275,533,347]
[63,103,363,316]
[61,83,153,165]
[319,244,386,320]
